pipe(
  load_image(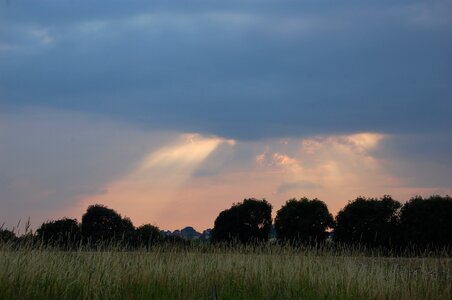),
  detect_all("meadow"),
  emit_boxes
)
[0,243,451,300]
